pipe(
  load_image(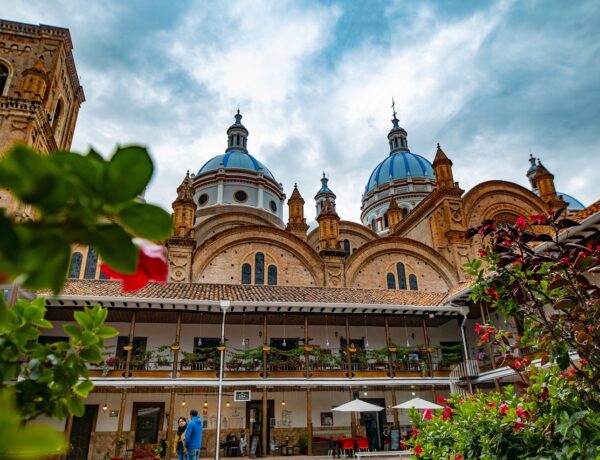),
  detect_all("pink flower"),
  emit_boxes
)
[455,454,463,460]
[415,445,423,456]
[499,403,509,415]
[441,406,452,420]
[516,216,527,231]
[423,409,432,420]
[101,239,168,292]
